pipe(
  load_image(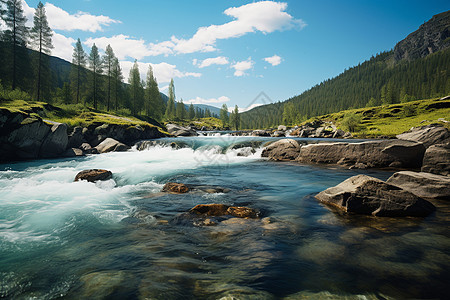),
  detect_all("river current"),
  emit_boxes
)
[0,135,449,299]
